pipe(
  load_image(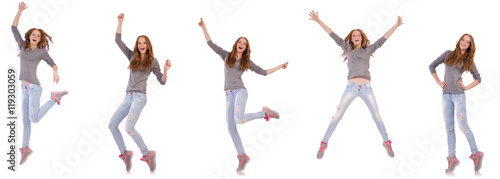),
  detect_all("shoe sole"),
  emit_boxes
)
[475,152,484,172]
